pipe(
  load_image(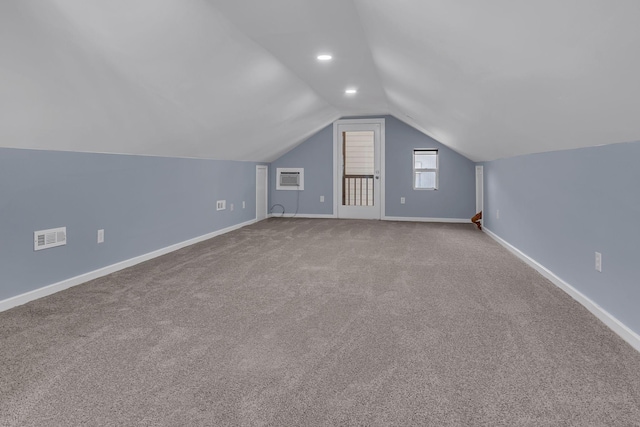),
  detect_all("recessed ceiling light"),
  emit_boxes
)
[345,88,357,95]
[317,54,332,61]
